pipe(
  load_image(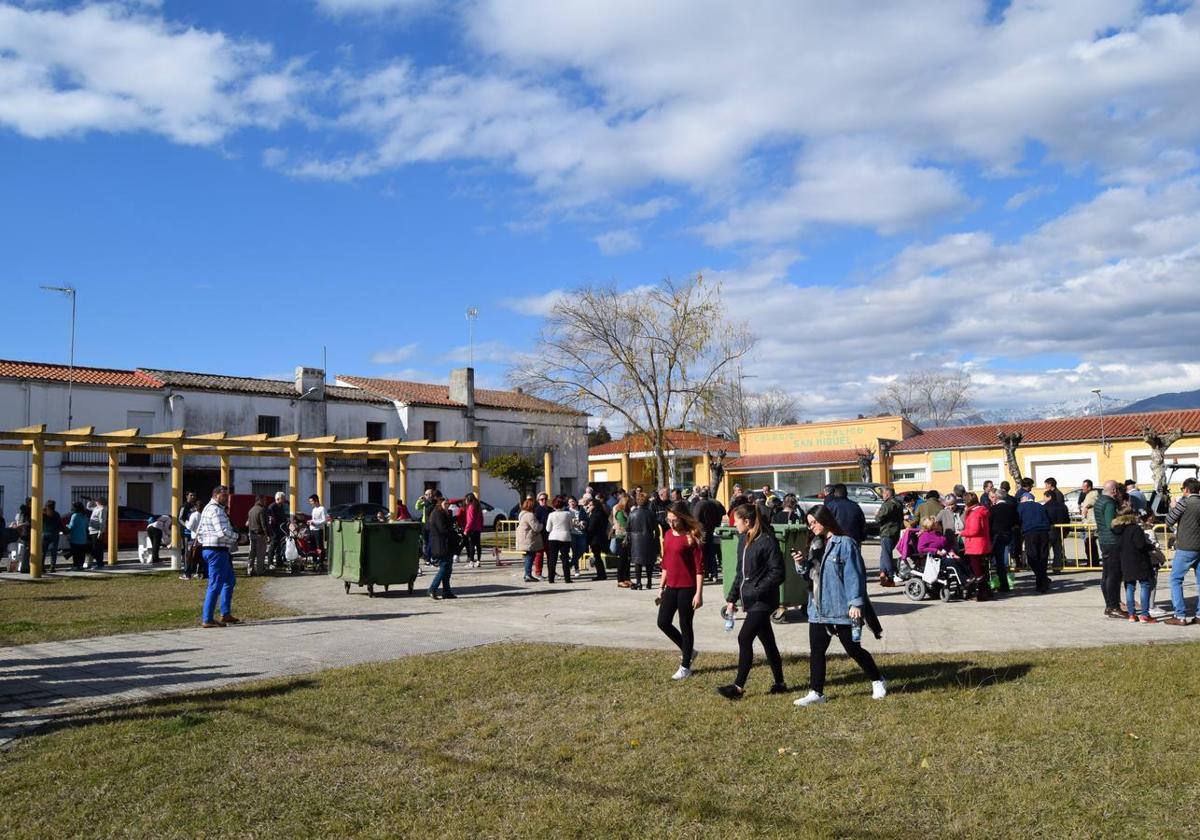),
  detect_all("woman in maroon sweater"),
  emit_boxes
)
[657,502,706,680]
